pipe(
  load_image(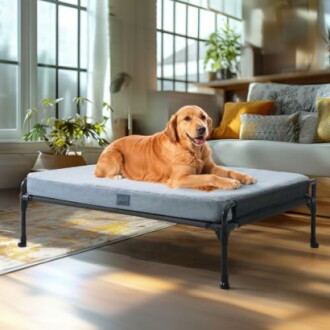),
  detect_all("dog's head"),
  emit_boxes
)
[164,105,213,147]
